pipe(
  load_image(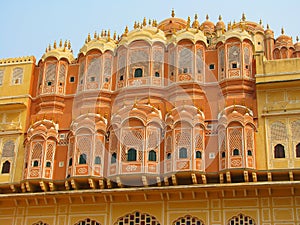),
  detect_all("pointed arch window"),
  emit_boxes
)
[227,213,256,225]
[233,149,240,156]
[167,152,172,160]
[79,153,87,164]
[94,156,101,164]
[274,144,285,158]
[127,148,137,161]
[75,218,101,225]
[247,150,252,156]
[179,147,188,159]
[1,160,10,174]
[148,150,157,162]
